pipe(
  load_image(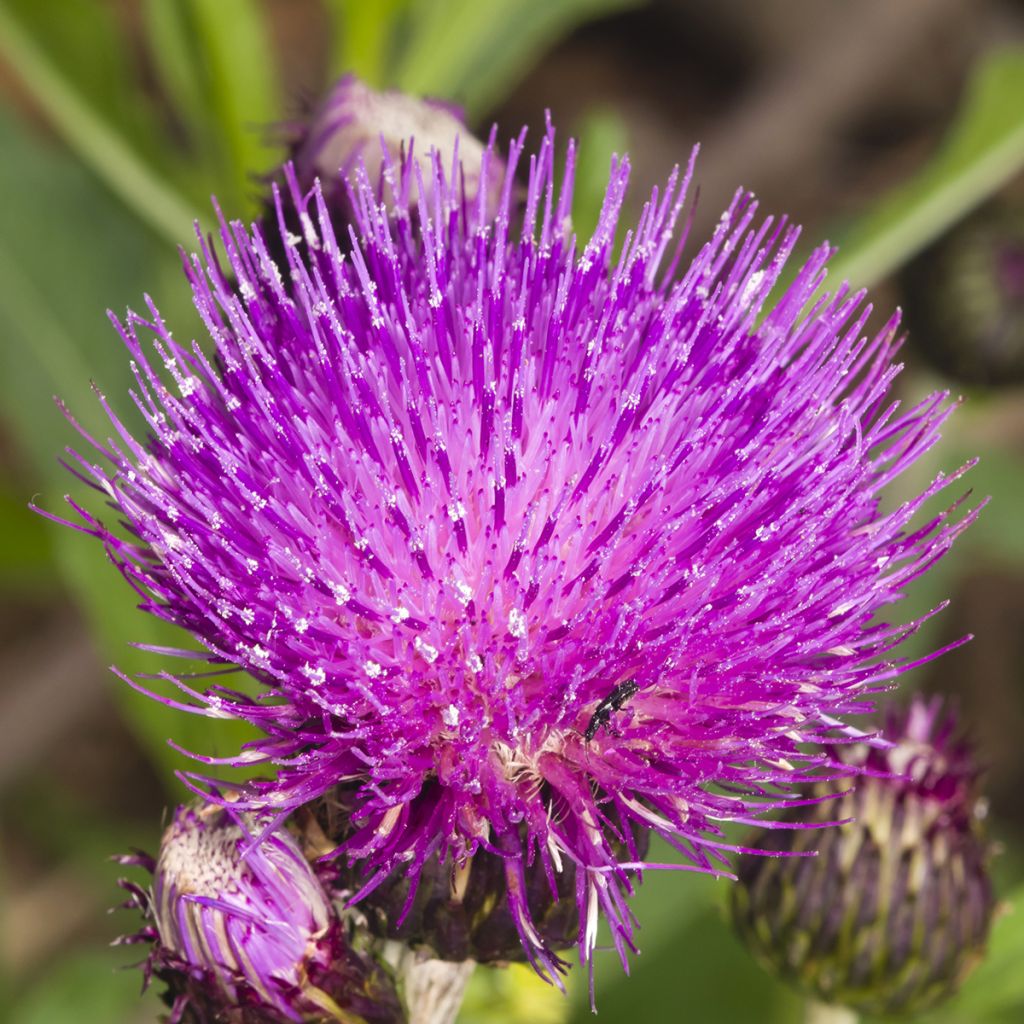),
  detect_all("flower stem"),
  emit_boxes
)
[383,941,475,1024]
[805,1000,859,1024]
